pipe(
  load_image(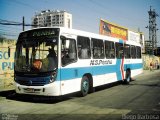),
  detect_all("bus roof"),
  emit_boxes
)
[19,27,141,46]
